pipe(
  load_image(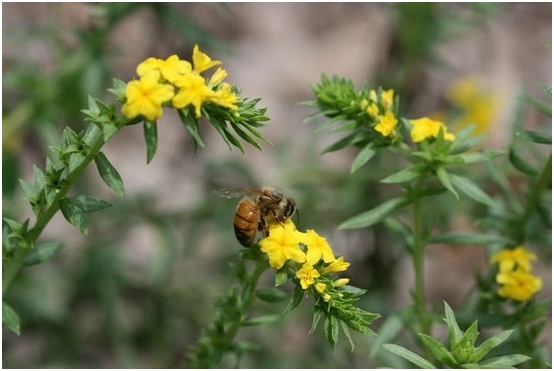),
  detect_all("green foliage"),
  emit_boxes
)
[384,302,531,368]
